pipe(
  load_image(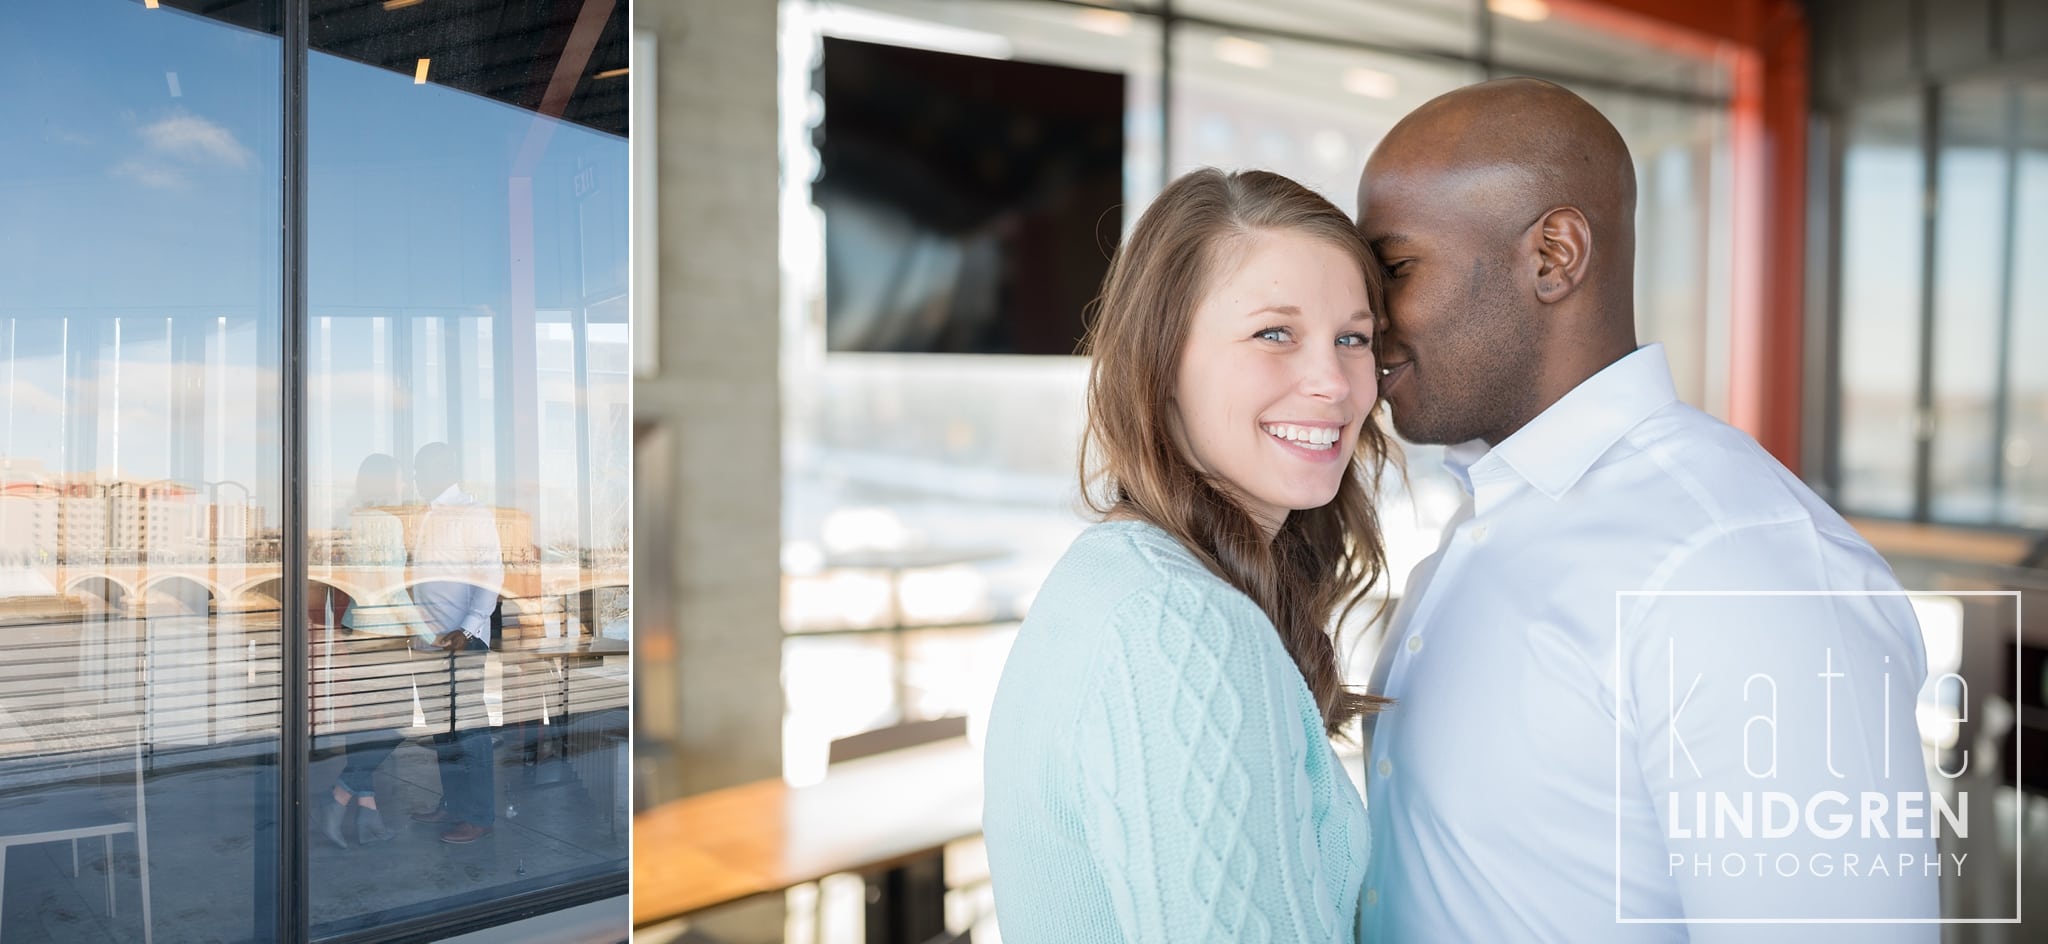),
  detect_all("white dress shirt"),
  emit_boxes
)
[1362,345,1939,942]
[410,484,505,643]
